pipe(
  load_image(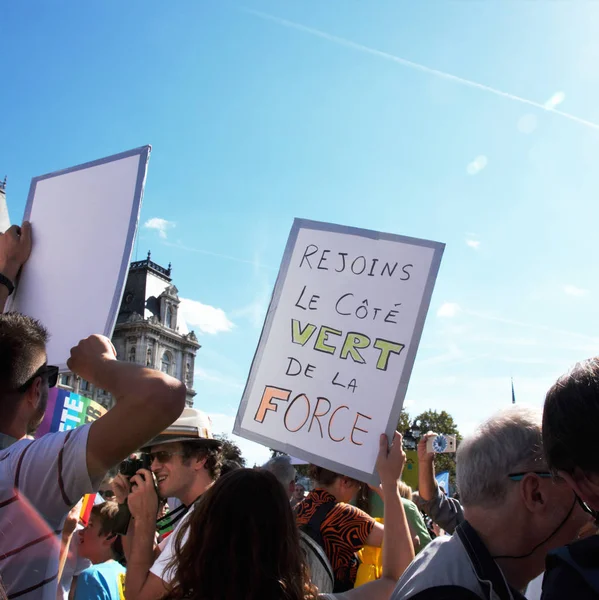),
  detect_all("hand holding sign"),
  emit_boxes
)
[235,219,444,484]
[376,432,406,489]
[0,222,32,281]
